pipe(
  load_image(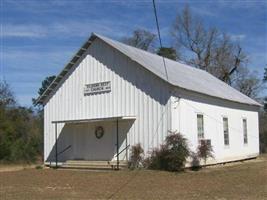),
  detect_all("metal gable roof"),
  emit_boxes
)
[36,33,261,106]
